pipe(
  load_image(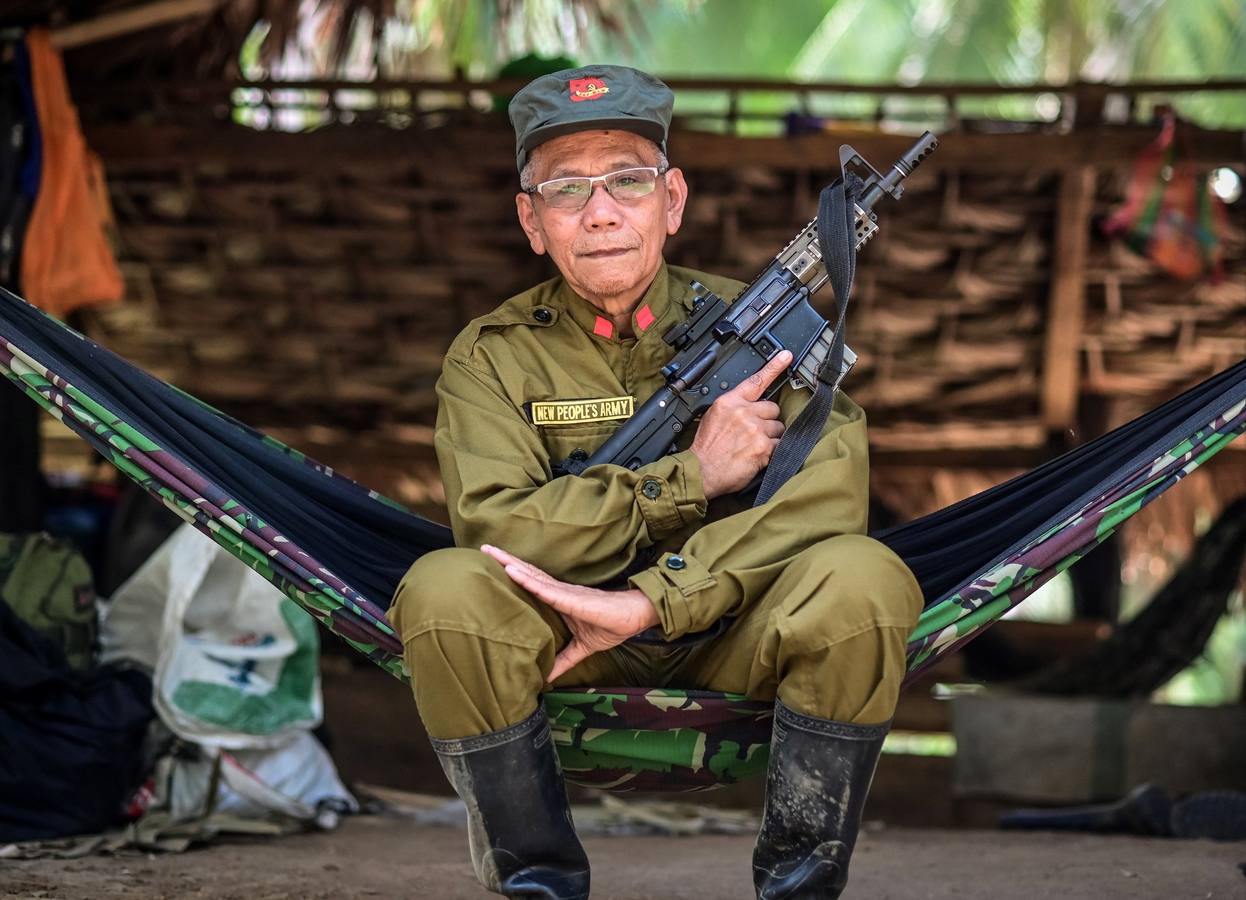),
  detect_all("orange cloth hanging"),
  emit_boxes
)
[1102,112,1228,282]
[19,28,122,316]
